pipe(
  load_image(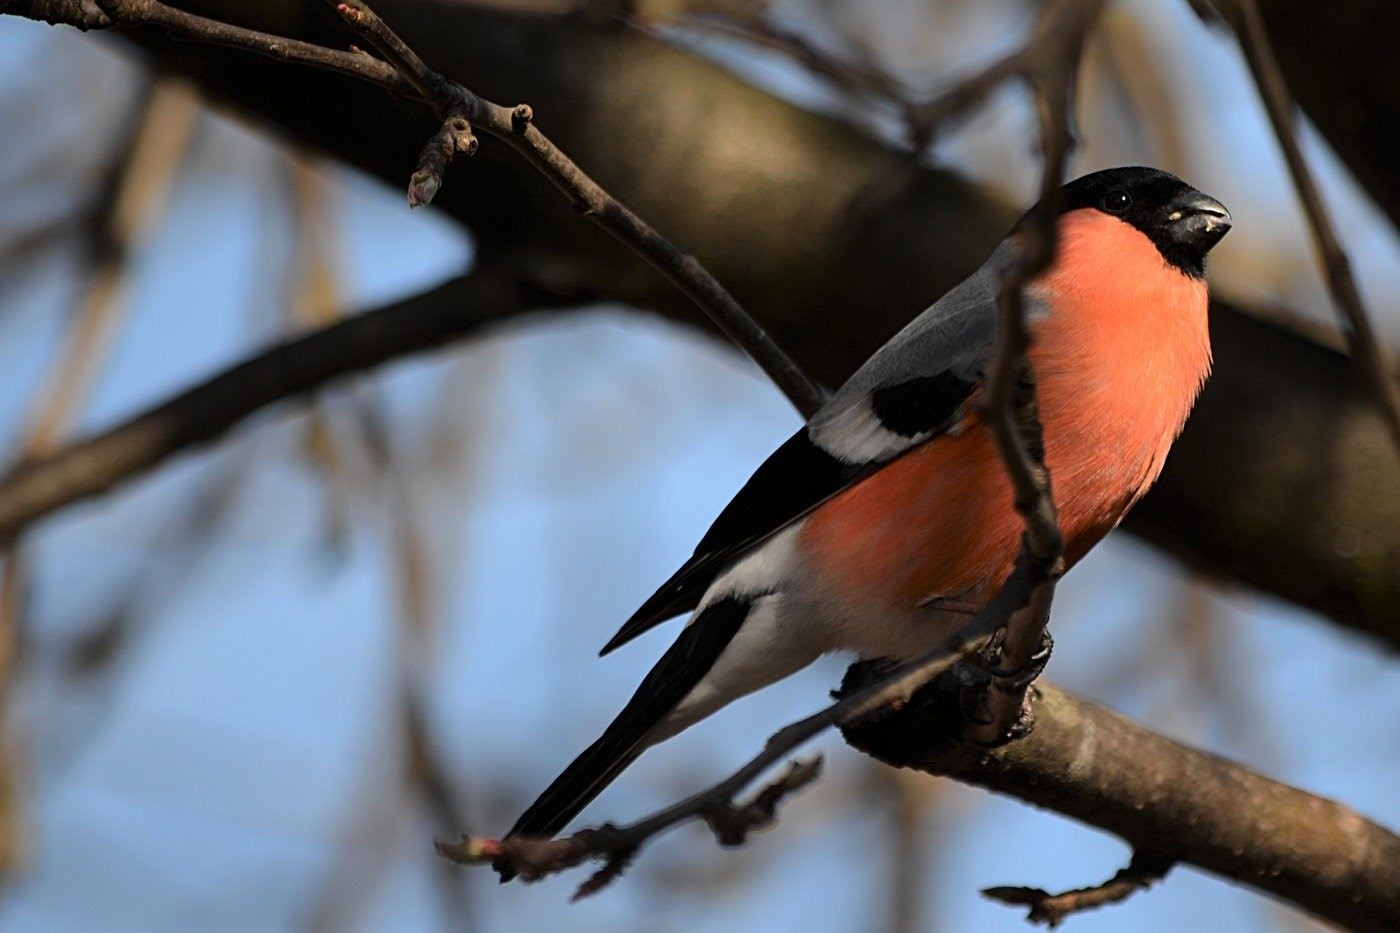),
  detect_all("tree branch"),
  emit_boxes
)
[840,671,1400,931]
[6,0,1395,636]
[437,624,1400,929]
[1199,0,1400,454]
[964,0,1106,745]
[438,0,1110,894]
[7,0,825,418]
